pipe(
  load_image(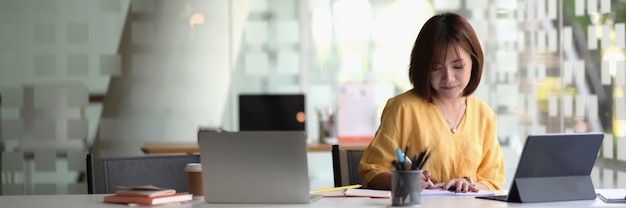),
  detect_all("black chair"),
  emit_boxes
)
[331,144,364,187]
[86,154,200,194]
